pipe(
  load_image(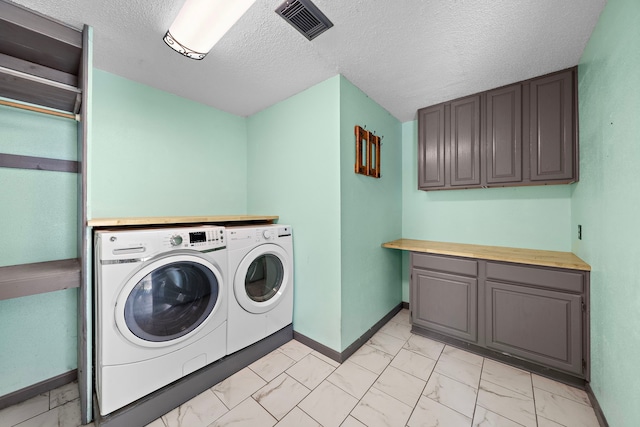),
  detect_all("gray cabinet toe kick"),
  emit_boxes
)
[410,252,590,381]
